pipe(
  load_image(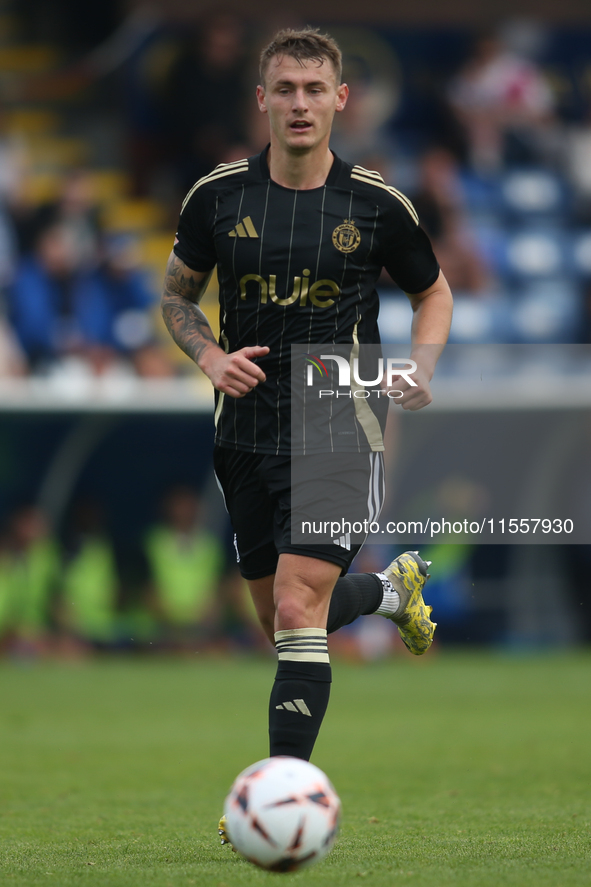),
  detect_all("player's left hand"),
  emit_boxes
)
[387,364,433,411]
